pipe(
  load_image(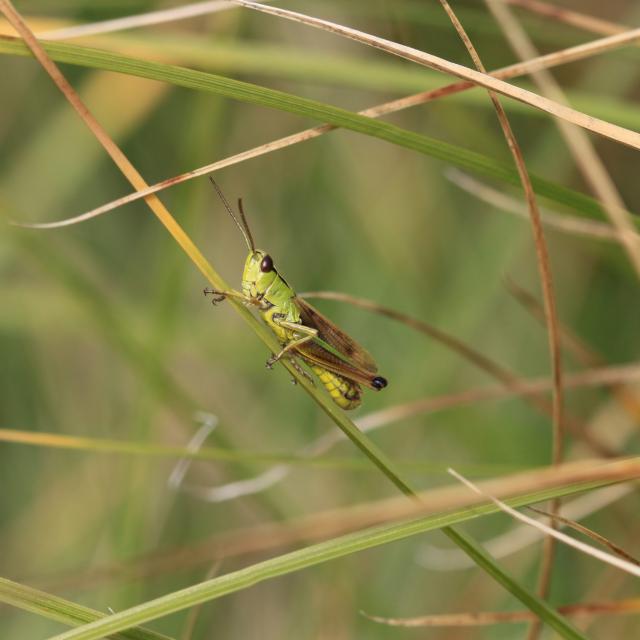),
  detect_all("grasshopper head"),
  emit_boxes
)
[208,179,276,299]
[242,250,277,299]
